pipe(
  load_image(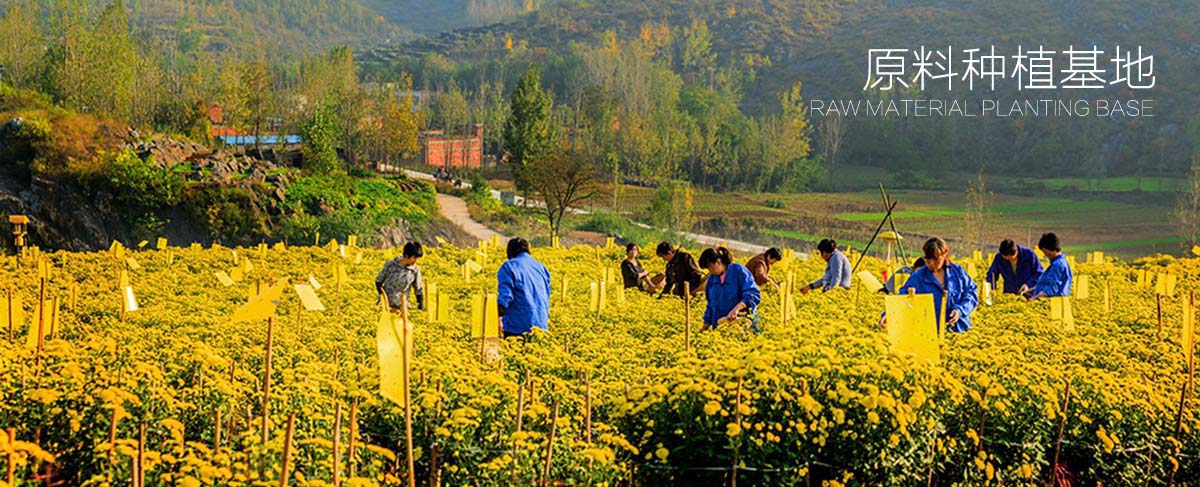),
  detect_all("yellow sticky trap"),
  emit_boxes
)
[122,286,139,313]
[475,251,487,268]
[551,235,560,249]
[893,273,910,291]
[354,252,363,265]
[348,235,358,248]
[436,236,449,246]
[243,258,254,273]
[1067,255,1076,268]
[118,270,130,289]
[1137,270,1148,288]
[273,242,286,251]
[426,283,439,322]
[1049,296,1075,331]
[1,296,23,335]
[470,293,500,338]
[125,257,140,270]
[783,249,794,261]
[156,237,168,250]
[478,240,488,250]
[1104,280,1112,312]
[332,263,348,286]
[972,250,982,262]
[1076,275,1090,300]
[1193,245,1200,257]
[376,310,408,406]
[314,231,320,246]
[294,284,325,311]
[137,240,148,249]
[111,242,126,260]
[856,271,885,293]
[1155,273,1168,296]
[965,262,976,279]
[215,271,235,287]
[308,275,322,290]
[491,235,500,248]
[339,245,347,258]
[465,259,483,274]
[231,280,288,323]
[230,267,244,283]
[435,292,449,323]
[190,243,201,252]
[884,293,940,363]
[605,237,615,249]
[37,260,49,281]
[1166,274,1178,296]
[589,282,600,313]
